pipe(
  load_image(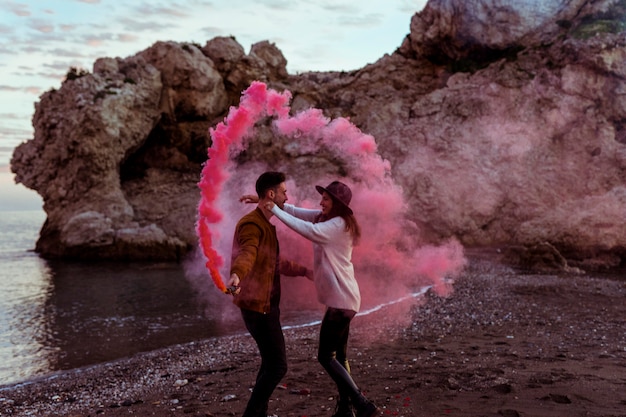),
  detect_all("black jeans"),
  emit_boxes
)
[318,307,367,407]
[318,307,355,369]
[241,307,288,417]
